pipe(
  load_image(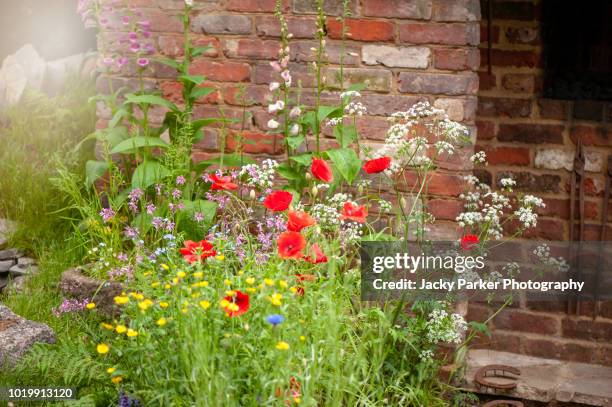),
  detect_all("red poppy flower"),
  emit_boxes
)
[303,243,328,264]
[460,234,479,251]
[264,190,293,212]
[294,274,316,296]
[311,158,333,183]
[363,156,391,174]
[340,202,368,223]
[277,231,306,259]
[210,174,238,191]
[222,290,250,317]
[180,240,216,263]
[287,210,315,232]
